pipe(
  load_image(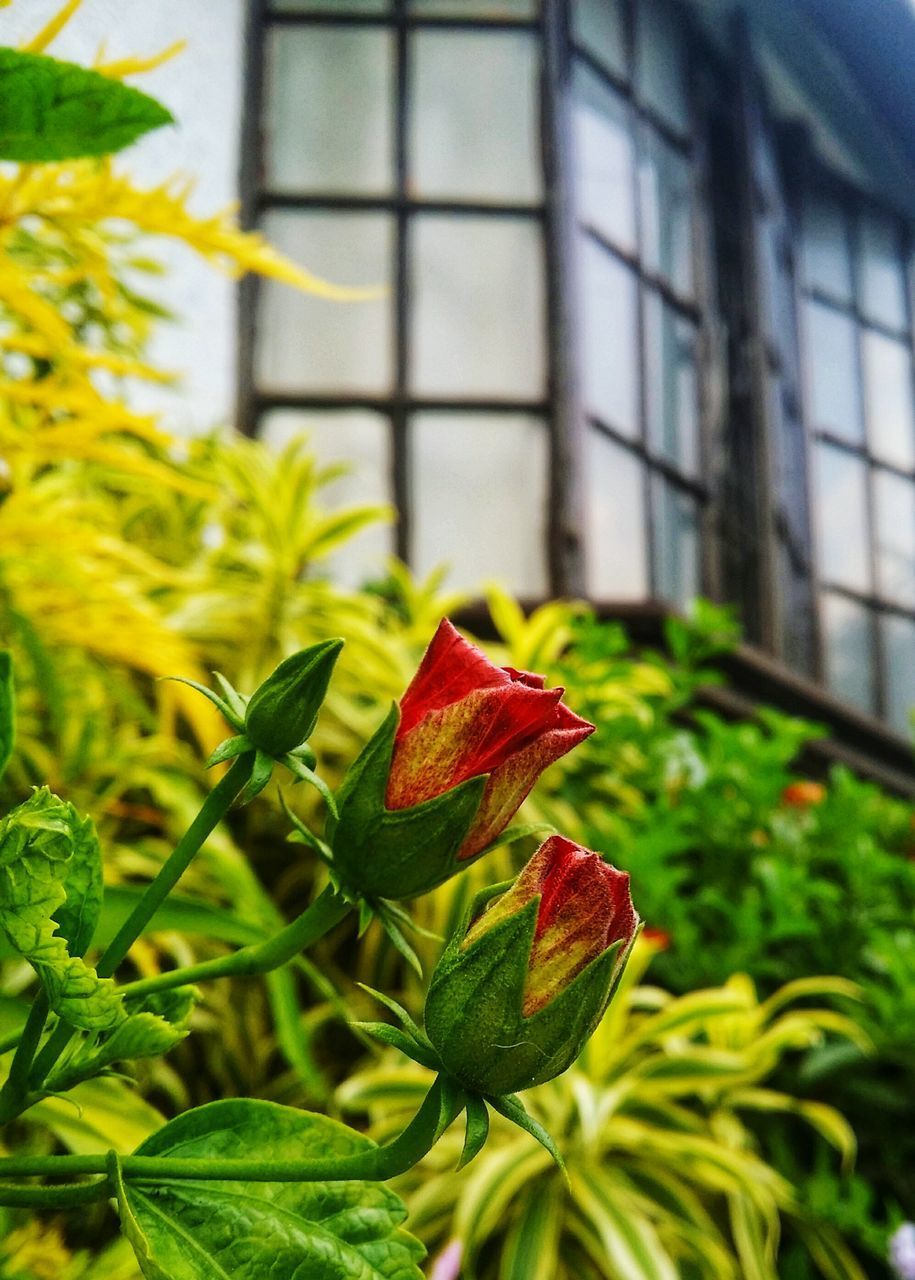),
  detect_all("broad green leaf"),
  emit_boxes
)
[0,789,123,1029]
[48,986,199,1091]
[0,652,13,782]
[0,48,173,161]
[119,1099,426,1280]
